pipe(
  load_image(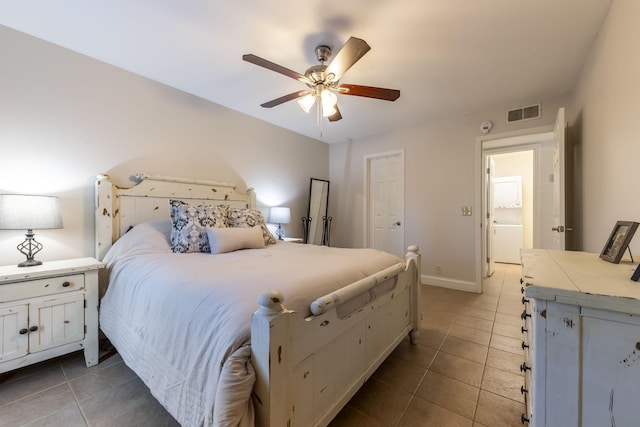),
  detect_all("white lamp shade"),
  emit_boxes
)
[0,194,63,230]
[321,90,337,110]
[269,206,291,225]
[297,94,316,113]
